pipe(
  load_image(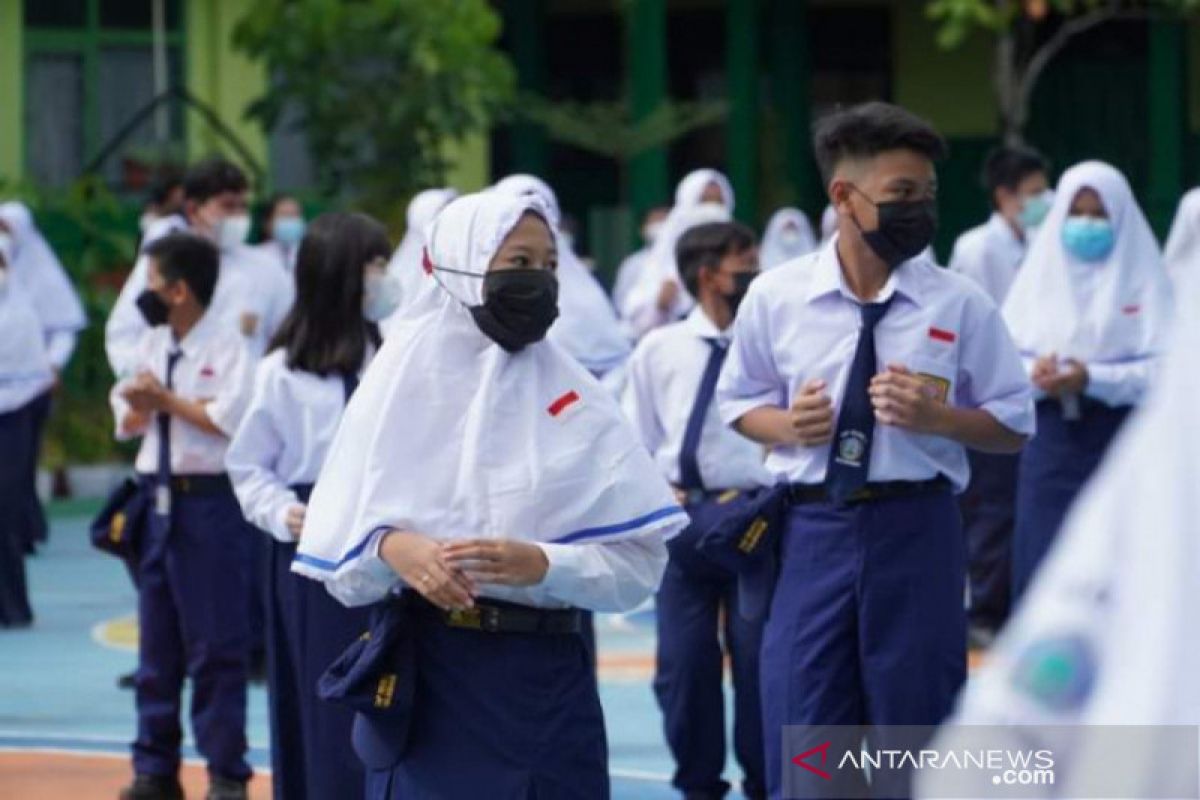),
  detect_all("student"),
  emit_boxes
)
[922,273,1199,798]
[140,175,185,236]
[106,158,295,377]
[716,102,1035,798]
[760,207,817,270]
[0,233,53,627]
[1003,161,1172,601]
[494,174,632,391]
[385,187,458,320]
[612,206,669,318]
[949,145,1052,307]
[625,169,736,337]
[947,144,1051,643]
[0,201,87,550]
[624,220,771,800]
[110,233,256,800]
[226,213,396,800]
[1163,186,1200,286]
[292,191,687,799]
[254,194,306,273]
